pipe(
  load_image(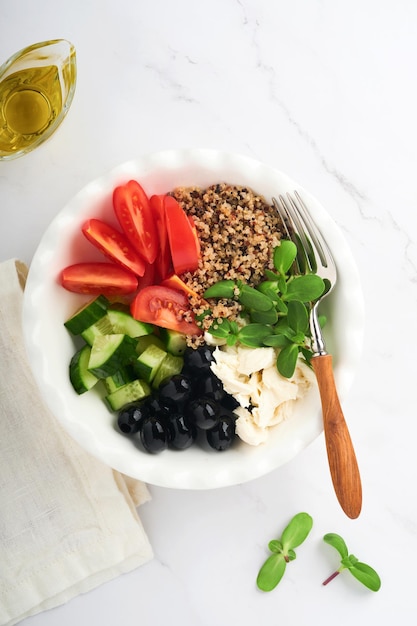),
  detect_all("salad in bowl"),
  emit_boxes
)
[22,149,364,488]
